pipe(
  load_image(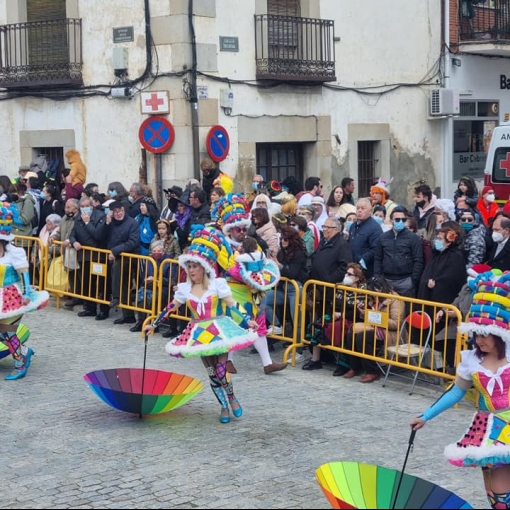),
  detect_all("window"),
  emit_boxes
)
[358,141,378,198]
[256,143,303,183]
